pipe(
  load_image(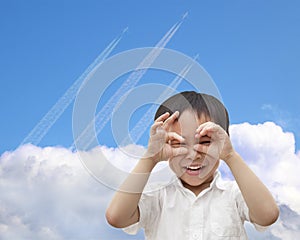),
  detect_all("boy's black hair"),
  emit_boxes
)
[154,91,230,134]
